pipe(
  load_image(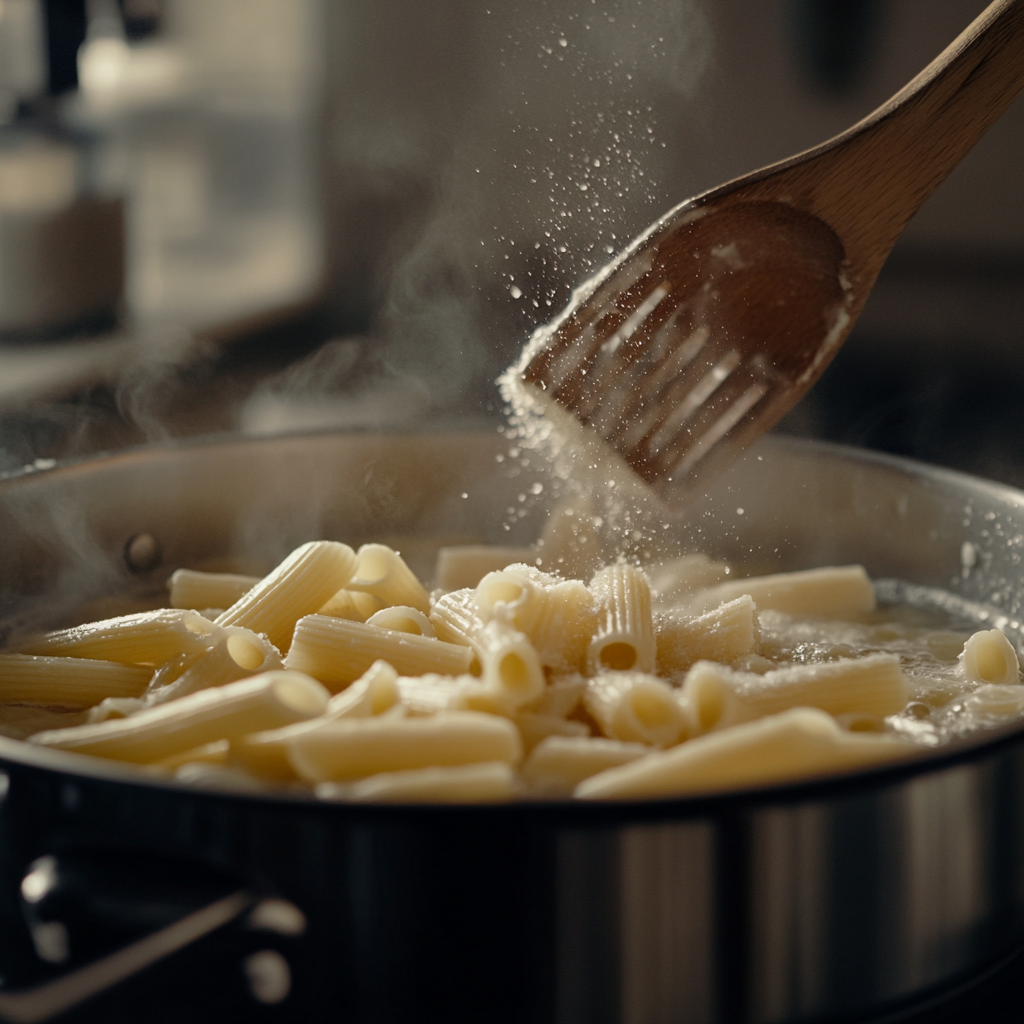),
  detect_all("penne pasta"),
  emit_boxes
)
[576,707,918,800]
[147,627,282,704]
[521,674,587,719]
[366,606,435,638]
[522,735,648,792]
[216,540,357,652]
[696,565,875,619]
[18,609,220,666]
[168,570,260,612]
[284,615,474,690]
[0,655,152,708]
[429,588,485,664]
[319,761,518,804]
[287,710,522,784]
[30,671,330,763]
[960,629,1020,686]
[318,589,383,622]
[584,672,688,748]
[476,619,545,711]
[588,564,656,675]
[434,545,539,592]
[347,544,430,613]
[155,738,230,771]
[397,673,469,716]
[514,712,590,753]
[655,596,757,676]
